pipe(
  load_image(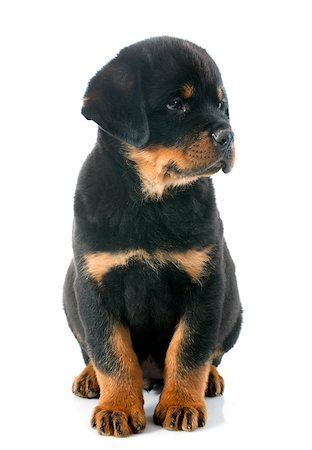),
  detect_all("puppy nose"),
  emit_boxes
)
[212,129,234,149]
